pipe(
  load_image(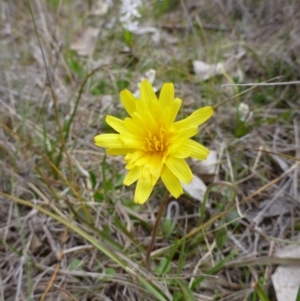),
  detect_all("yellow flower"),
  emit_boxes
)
[94,80,213,204]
